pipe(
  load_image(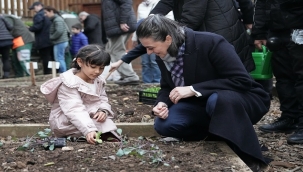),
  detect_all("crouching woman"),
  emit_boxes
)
[40,44,120,144]
[137,15,270,169]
